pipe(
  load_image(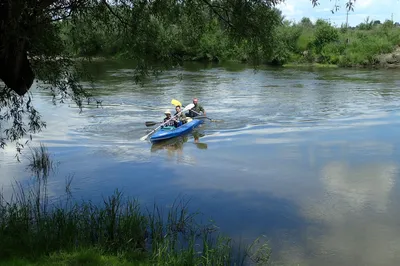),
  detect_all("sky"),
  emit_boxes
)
[276,0,400,27]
